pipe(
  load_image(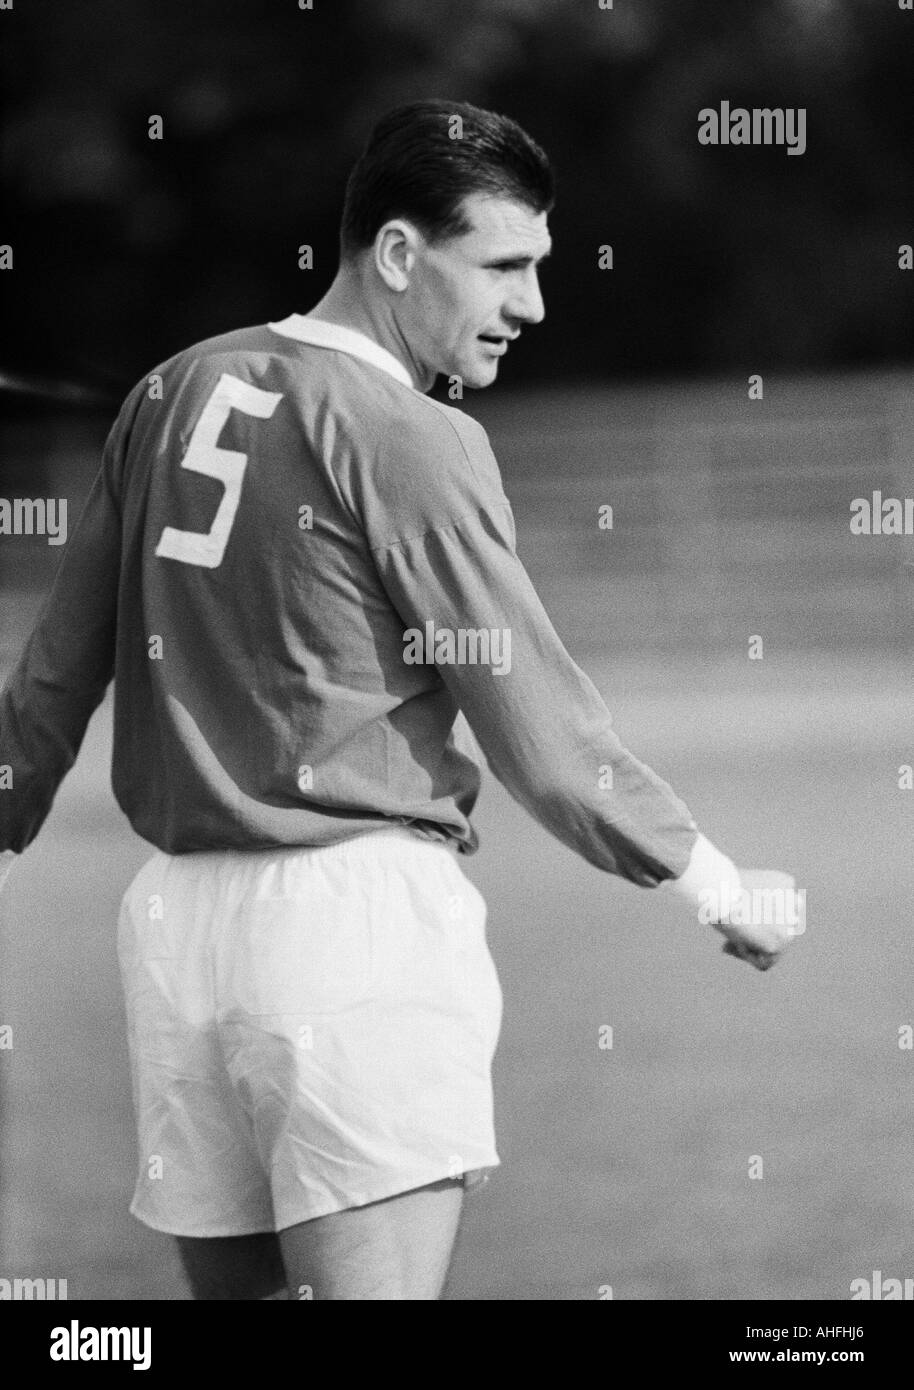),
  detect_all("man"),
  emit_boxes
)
[0,100,801,1300]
